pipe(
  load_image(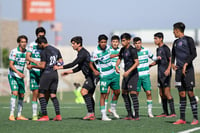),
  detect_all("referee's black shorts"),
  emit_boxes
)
[175,67,195,91]
[82,75,99,95]
[39,71,58,94]
[122,73,138,92]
